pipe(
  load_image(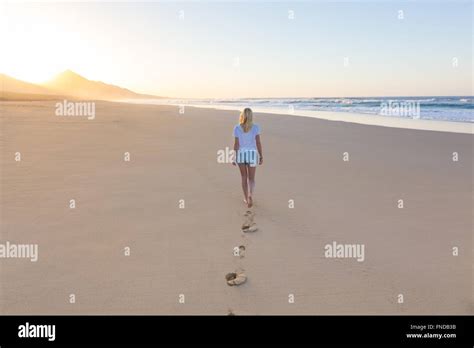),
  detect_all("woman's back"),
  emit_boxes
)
[233,124,260,150]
